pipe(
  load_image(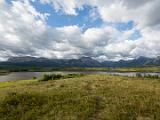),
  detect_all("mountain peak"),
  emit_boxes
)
[8,56,36,62]
[7,56,48,63]
[4,56,160,67]
[80,56,93,60]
